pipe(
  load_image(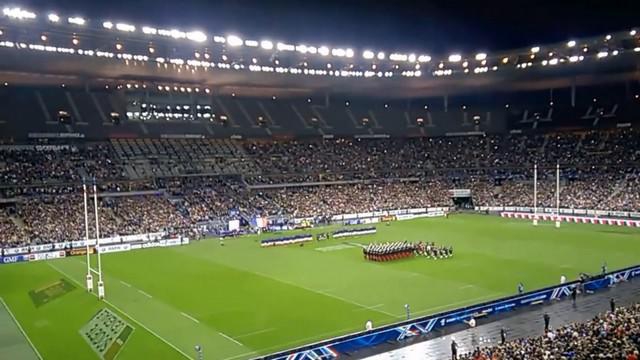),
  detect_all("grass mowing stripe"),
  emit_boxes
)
[0,297,43,360]
[47,262,194,360]
[218,332,244,347]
